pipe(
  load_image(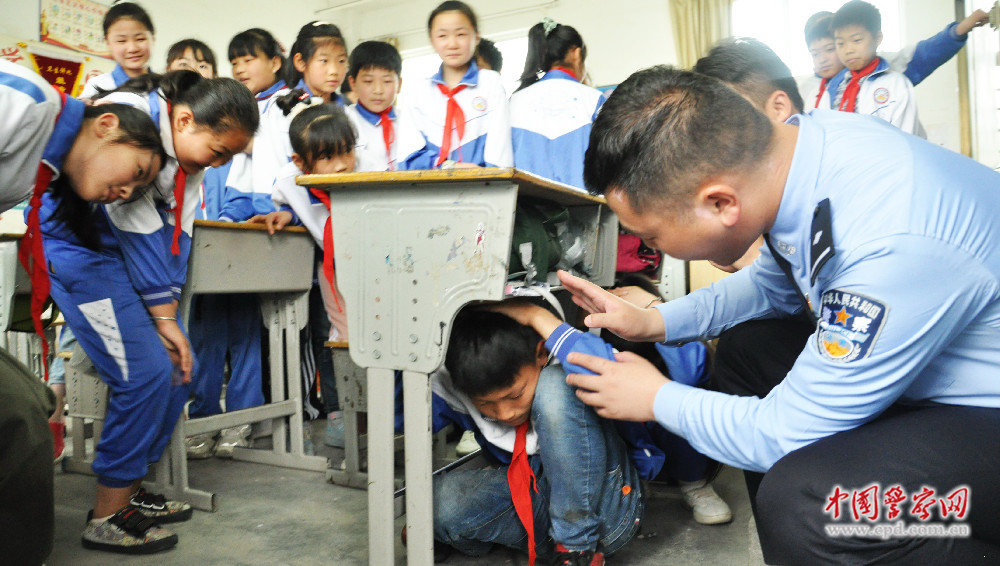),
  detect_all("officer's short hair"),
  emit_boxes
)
[583,65,773,213]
